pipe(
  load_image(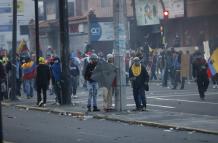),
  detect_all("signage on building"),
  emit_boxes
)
[135,0,184,25]
[135,0,159,26]
[0,0,11,14]
[90,22,114,42]
[158,0,184,19]
[0,25,12,32]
